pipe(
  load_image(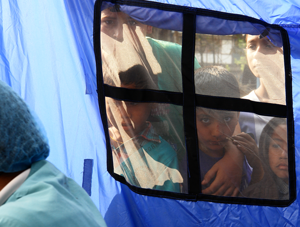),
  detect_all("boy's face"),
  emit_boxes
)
[196,108,239,157]
[106,84,152,138]
[101,8,151,42]
[268,124,288,183]
[246,35,283,79]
